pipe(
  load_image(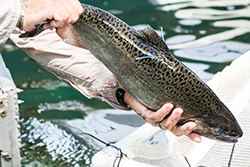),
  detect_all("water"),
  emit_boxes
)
[2,0,250,166]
